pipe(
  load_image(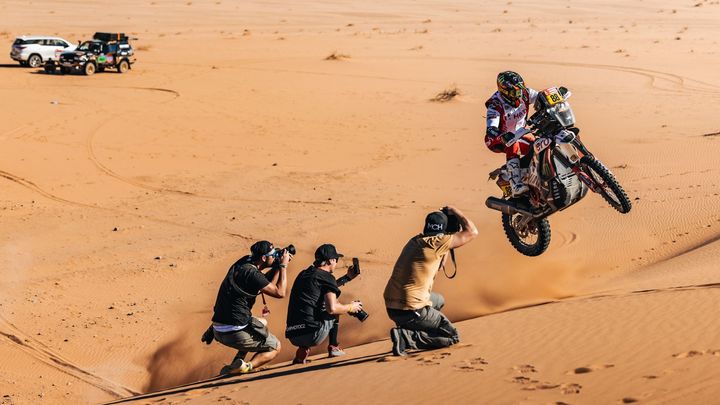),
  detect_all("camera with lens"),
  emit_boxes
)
[348,301,369,322]
[270,244,296,259]
[441,207,461,233]
[266,245,296,278]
